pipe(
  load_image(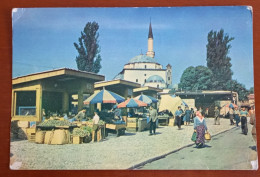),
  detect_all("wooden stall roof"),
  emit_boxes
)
[133,86,162,93]
[12,68,105,85]
[94,79,141,89]
[173,90,238,96]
